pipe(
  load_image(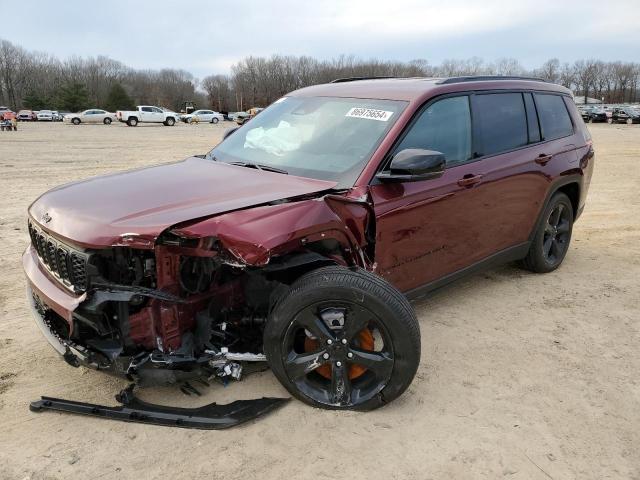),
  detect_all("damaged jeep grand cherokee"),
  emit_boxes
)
[23,76,594,411]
